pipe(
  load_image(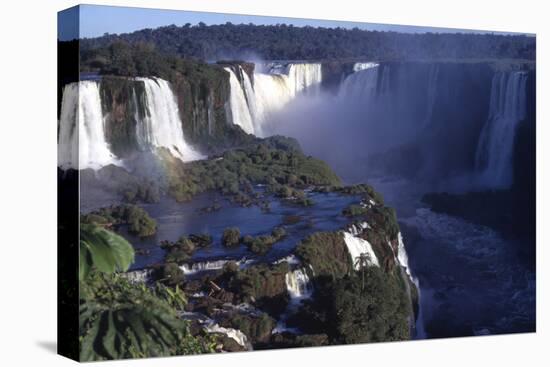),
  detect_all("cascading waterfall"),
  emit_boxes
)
[58,81,120,170]
[285,268,313,301]
[353,62,379,72]
[343,231,380,269]
[136,77,203,162]
[203,320,252,350]
[225,67,255,134]
[59,77,203,170]
[225,63,323,136]
[421,64,439,129]
[394,232,425,338]
[285,63,322,96]
[338,63,380,100]
[475,71,527,188]
[180,257,253,275]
